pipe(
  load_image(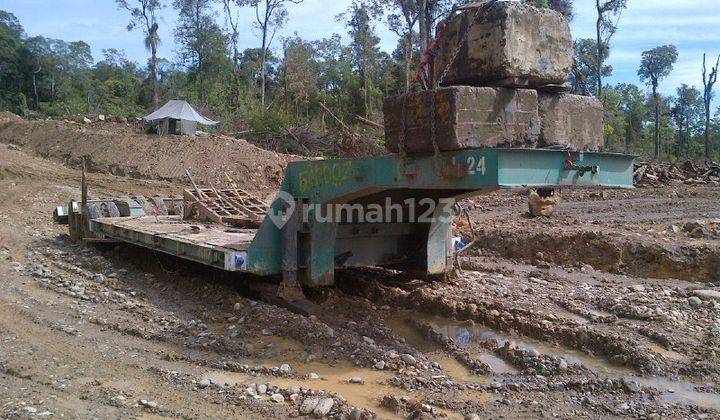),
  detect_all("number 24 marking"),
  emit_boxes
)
[466,156,486,175]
